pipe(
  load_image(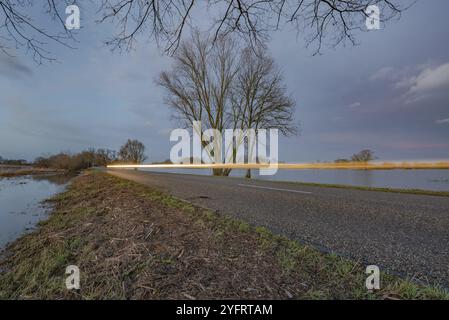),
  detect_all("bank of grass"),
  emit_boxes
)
[283,181,449,197]
[0,171,447,300]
